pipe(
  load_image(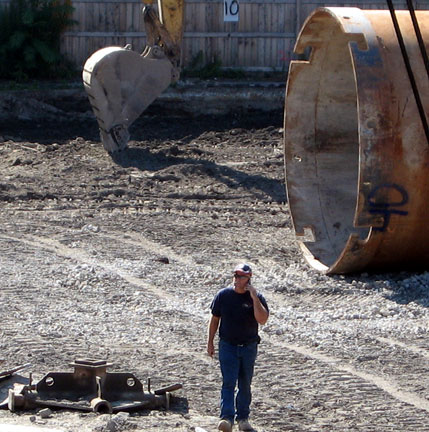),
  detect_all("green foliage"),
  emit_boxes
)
[183,51,246,80]
[0,0,76,81]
